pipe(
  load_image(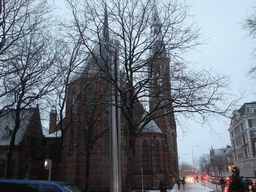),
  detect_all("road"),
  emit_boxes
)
[201,180,228,192]
[169,180,230,192]
[170,181,215,192]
